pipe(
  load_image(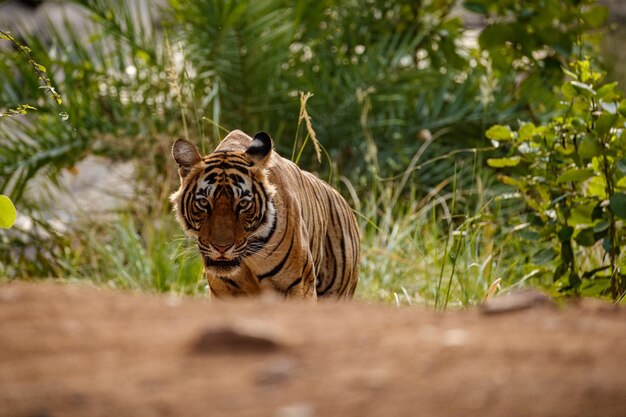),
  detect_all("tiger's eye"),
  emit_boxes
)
[238,200,252,212]
[196,198,209,209]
